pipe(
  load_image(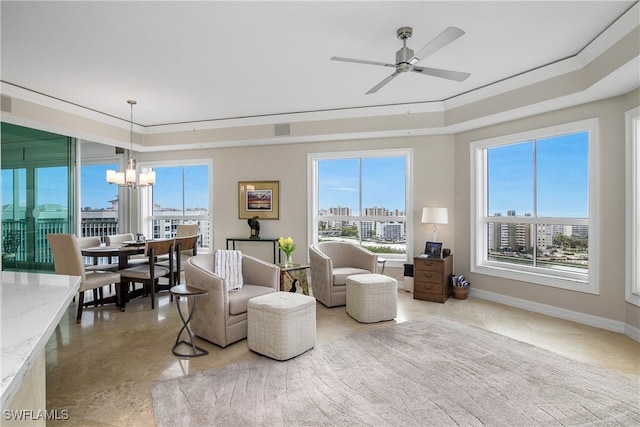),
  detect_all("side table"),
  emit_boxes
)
[170,284,209,358]
[413,255,453,303]
[279,263,310,295]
